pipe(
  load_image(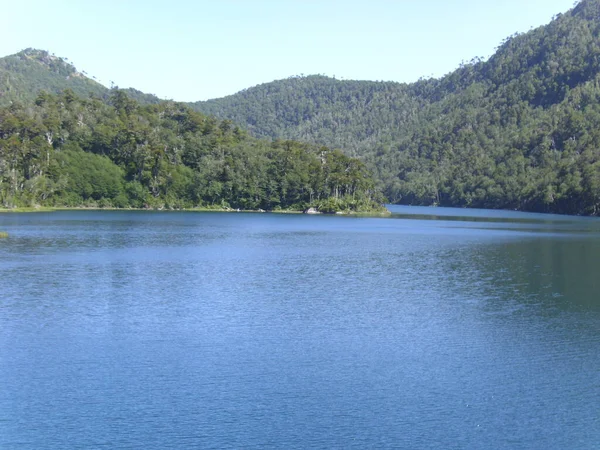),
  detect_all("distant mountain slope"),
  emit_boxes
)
[191,75,427,157]
[190,0,600,215]
[0,49,107,105]
[192,0,600,147]
[0,49,161,106]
